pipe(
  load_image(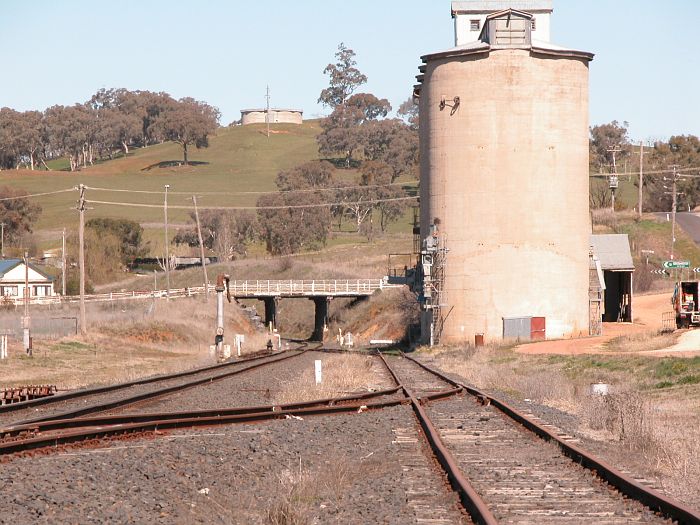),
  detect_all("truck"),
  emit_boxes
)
[672,281,700,328]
